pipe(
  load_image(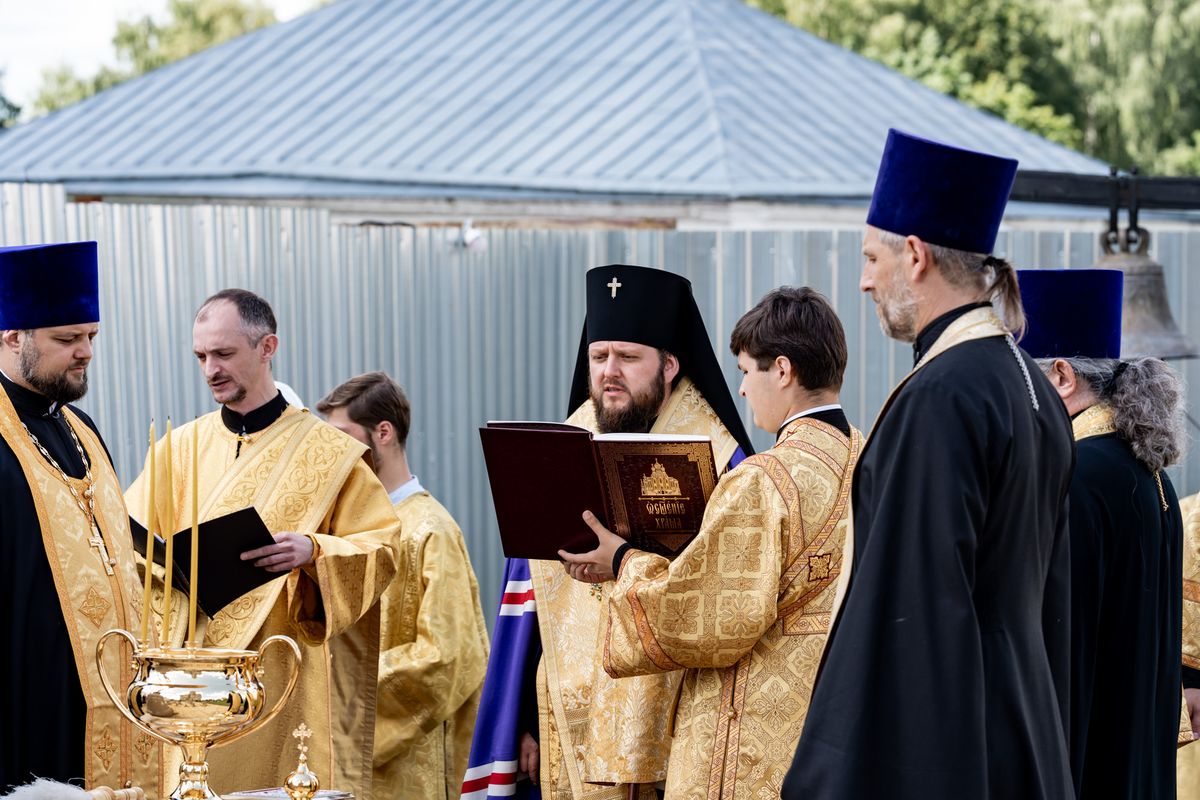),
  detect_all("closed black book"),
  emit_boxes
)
[129,507,278,618]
